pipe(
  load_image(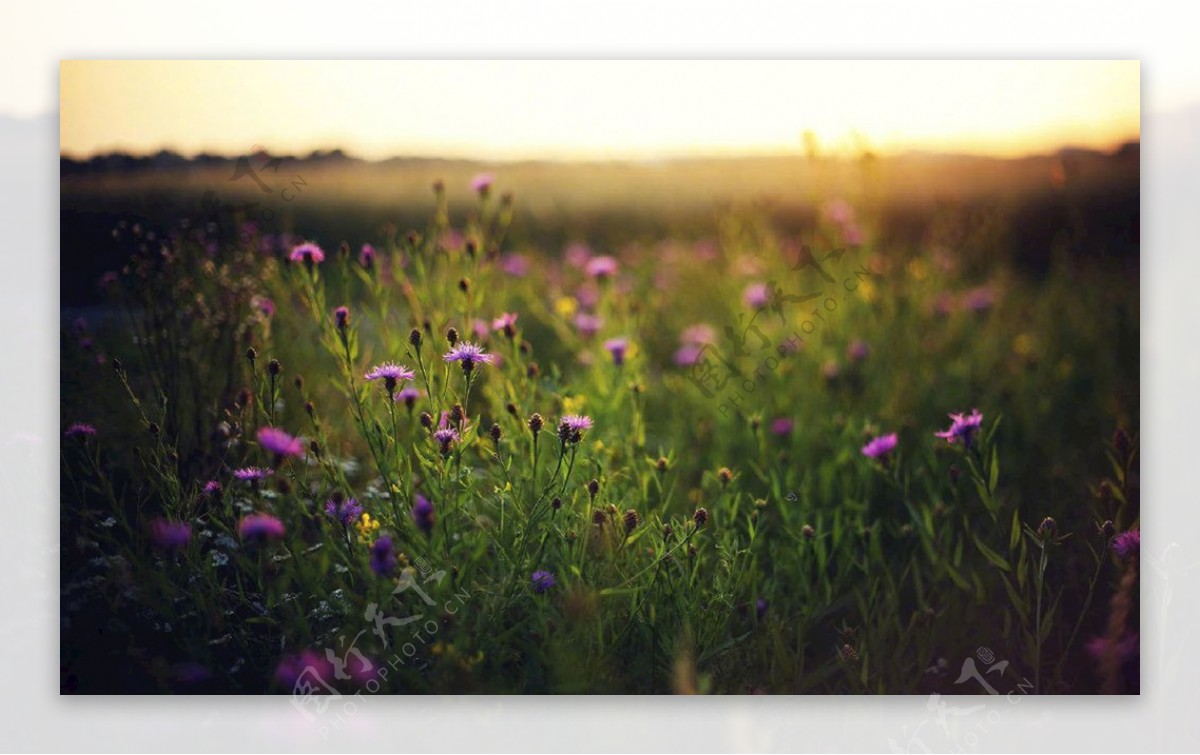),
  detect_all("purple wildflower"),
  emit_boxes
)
[233,466,273,483]
[500,253,529,277]
[770,418,794,436]
[433,426,460,456]
[493,312,519,339]
[756,598,769,619]
[743,283,770,309]
[1086,633,1139,663]
[395,386,421,410]
[369,535,397,576]
[531,570,557,594]
[934,409,984,447]
[674,344,703,367]
[275,650,332,688]
[257,427,305,458]
[64,422,97,439]
[861,433,898,459]
[148,518,192,552]
[565,242,592,268]
[359,243,377,269]
[603,337,629,366]
[288,242,325,265]
[239,513,285,542]
[257,297,276,318]
[364,361,415,397]
[412,494,435,536]
[442,341,495,373]
[847,340,870,362]
[203,480,223,497]
[584,255,619,279]
[557,414,593,444]
[963,285,996,313]
[573,313,604,338]
[680,324,716,346]
[470,173,495,194]
[324,497,364,527]
[1112,530,1140,560]
[334,305,350,331]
